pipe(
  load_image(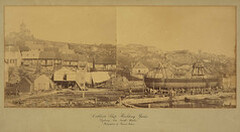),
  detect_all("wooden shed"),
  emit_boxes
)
[17,77,34,93]
[34,74,54,91]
